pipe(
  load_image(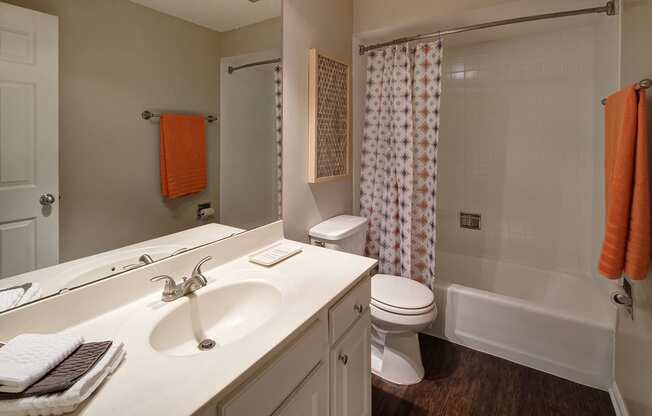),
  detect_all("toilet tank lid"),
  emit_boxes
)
[309,215,368,241]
